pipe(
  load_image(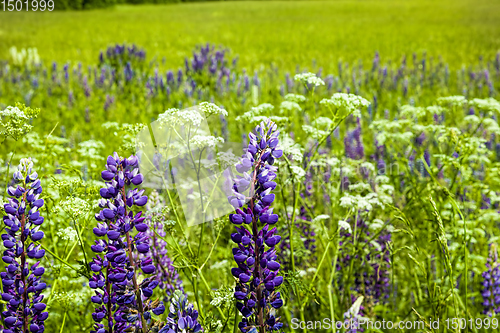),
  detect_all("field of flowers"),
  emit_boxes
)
[1,1,500,332]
